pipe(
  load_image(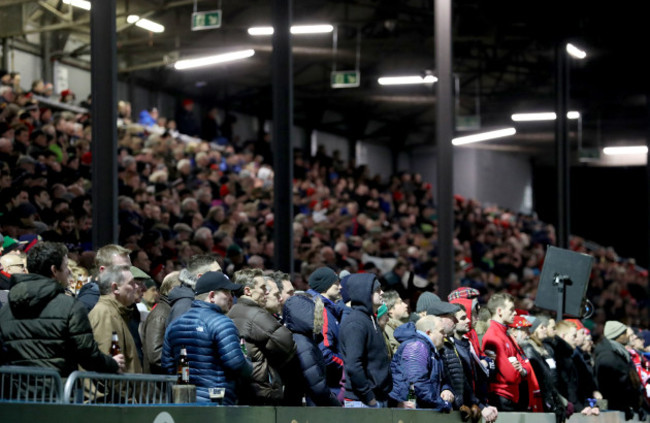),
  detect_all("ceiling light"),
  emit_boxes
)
[452,128,516,146]
[174,49,255,70]
[511,111,581,121]
[62,0,91,10]
[602,146,648,156]
[126,15,165,33]
[566,43,587,59]
[378,75,437,85]
[248,24,334,36]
